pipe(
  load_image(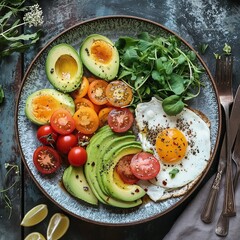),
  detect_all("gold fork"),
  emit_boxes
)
[215,55,236,217]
